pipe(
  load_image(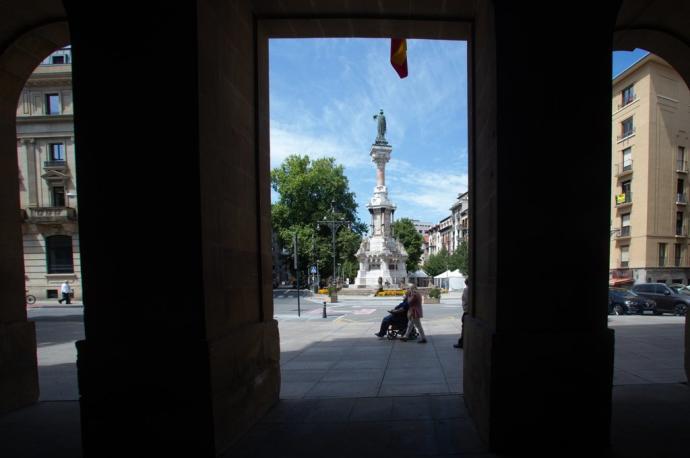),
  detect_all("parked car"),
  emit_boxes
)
[669,283,690,295]
[630,283,689,315]
[608,288,656,315]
